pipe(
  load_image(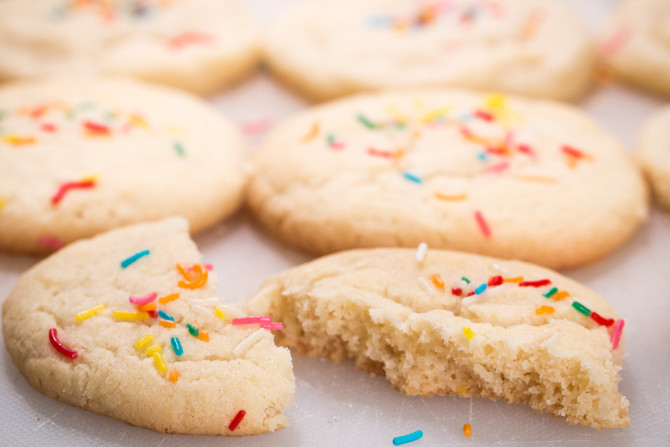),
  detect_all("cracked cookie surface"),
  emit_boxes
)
[247,89,647,269]
[2,218,294,435]
[244,247,629,429]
